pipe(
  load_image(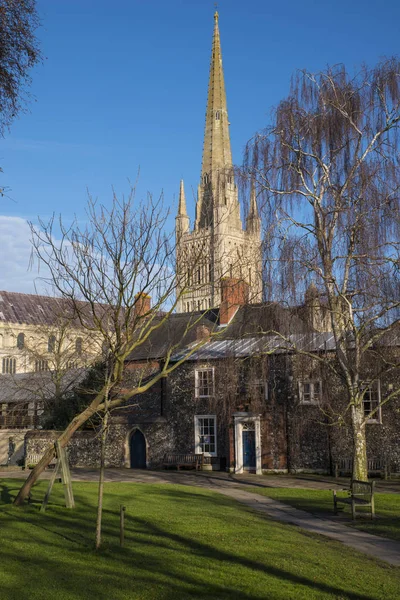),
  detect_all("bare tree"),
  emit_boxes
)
[14,185,221,508]
[0,0,42,195]
[244,59,400,480]
[0,0,42,135]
